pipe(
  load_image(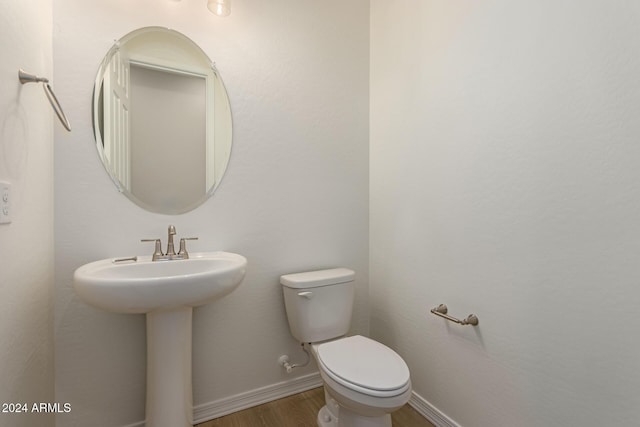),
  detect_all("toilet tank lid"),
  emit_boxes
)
[280,268,355,289]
